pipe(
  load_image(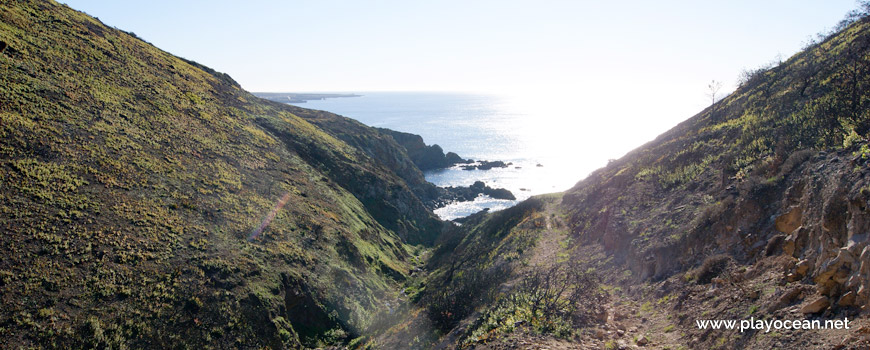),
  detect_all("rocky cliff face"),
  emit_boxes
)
[776,151,870,308]
[376,128,467,171]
